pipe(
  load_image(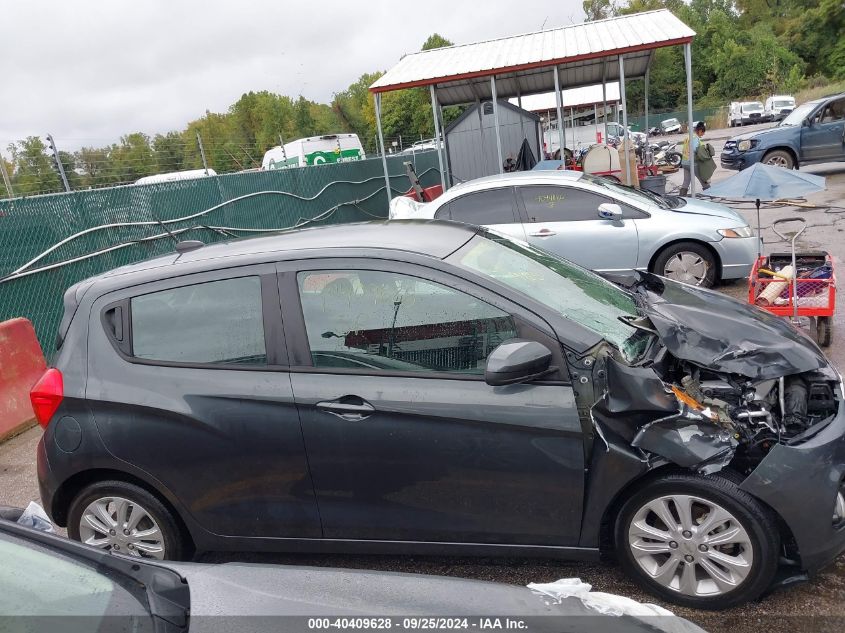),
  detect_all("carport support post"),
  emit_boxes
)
[490,77,504,174]
[644,65,650,136]
[684,43,695,196]
[619,55,632,186]
[430,85,448,191]
[601,60,608,142]
[553,66,565,161]
[374,92,392,208]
